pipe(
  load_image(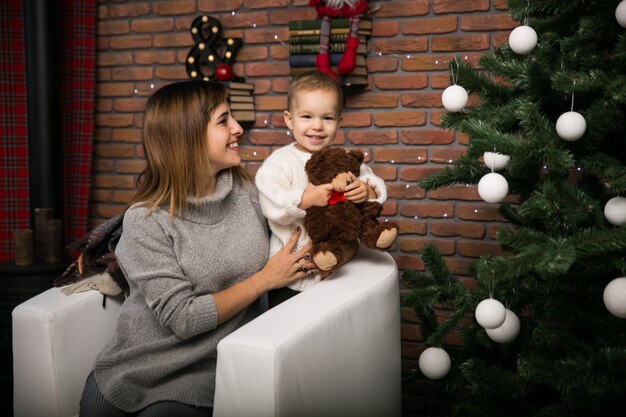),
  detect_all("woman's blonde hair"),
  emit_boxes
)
[129,80,251,217]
